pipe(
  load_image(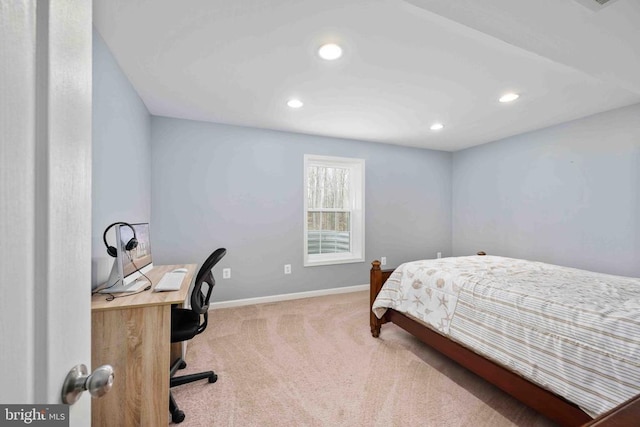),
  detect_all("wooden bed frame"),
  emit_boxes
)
[369,258,640,427]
